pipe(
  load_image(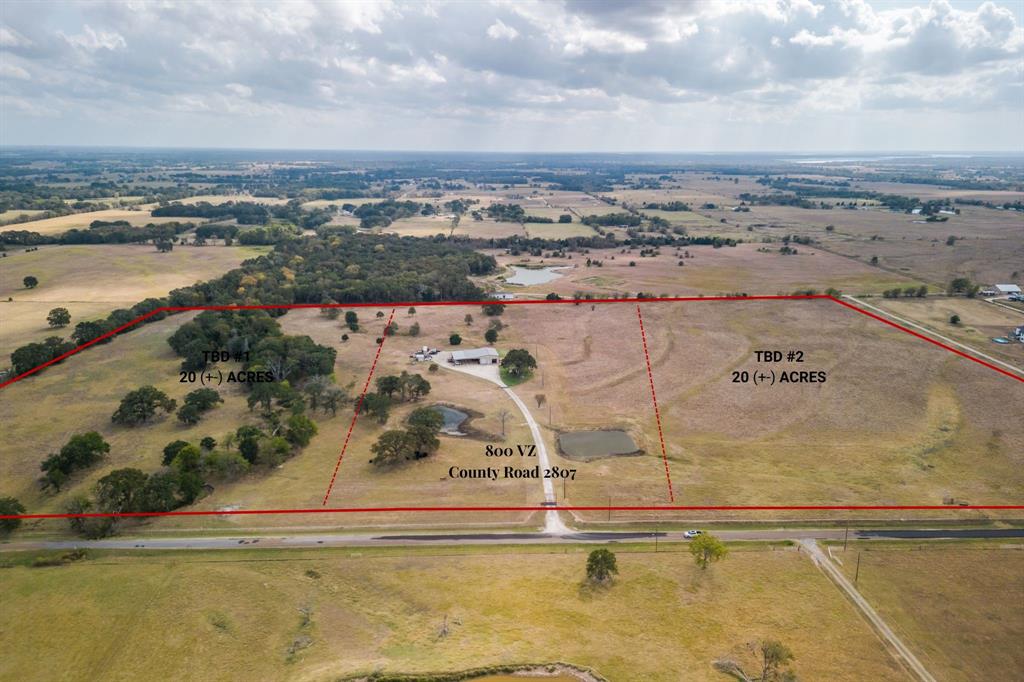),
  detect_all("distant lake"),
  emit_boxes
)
[506,266,568,286]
